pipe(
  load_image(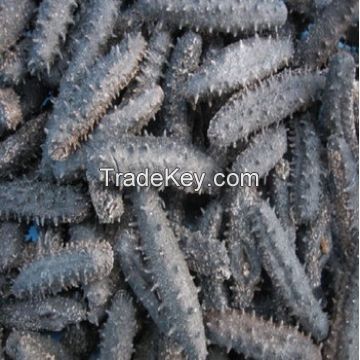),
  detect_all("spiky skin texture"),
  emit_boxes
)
[138,0,287,34]
[0,87,22,136]
[179,228,231,280]
[231,125,288,179]
[0,38,30,86]
[270,159,296,248]
[320,52,358,161]
[0,296,86,331]
[60,0,120,88]
[0,0,35,54]
[115,229,164,327]
[124,28,172,98]
[0,180,92,225]
[289,115,322,224]
[208,70,325,148]
[86,135,219,193]
[46,33,147,160]
[225,187,262,308]
[98,290,138,360]
[29,0,78,74]
[250,198,329,341]
[0,222,24,271]
[183,36,293,104]
[295,0,358,67]
[205,310,322,360]
[162,31,202,142]
[130,189,207,360]
[88,181,124,224]
[91,85,164,142]
[327,135,359,255]
[298,199,332,291]
[0,113,47,178]
[5,331,74,360]
[12,240,114,298]
[323,242,359,360]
